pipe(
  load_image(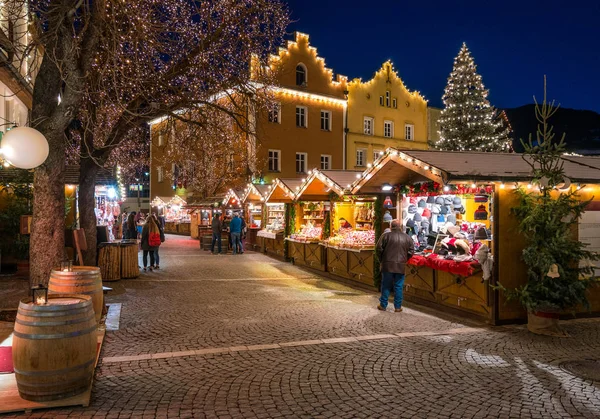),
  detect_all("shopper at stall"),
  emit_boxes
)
[141,216,161,272]
[376,219,414,312]
[150,214,165,269]
[339,217,353,230]
[211,213,223,254]
[125,212,137,240]
[239,215,246,254]
[229,212,243,255]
